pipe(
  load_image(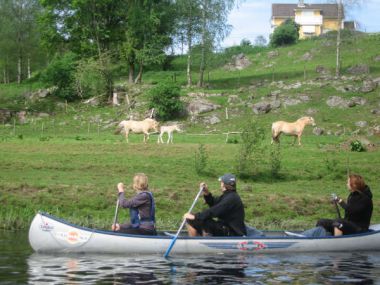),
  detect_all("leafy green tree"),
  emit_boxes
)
[197,0,235,87]
[0,0,43,84]
[41,52,77,101]
[270,19,300,47]
[148,83,183,121]
[121,0,175,84]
